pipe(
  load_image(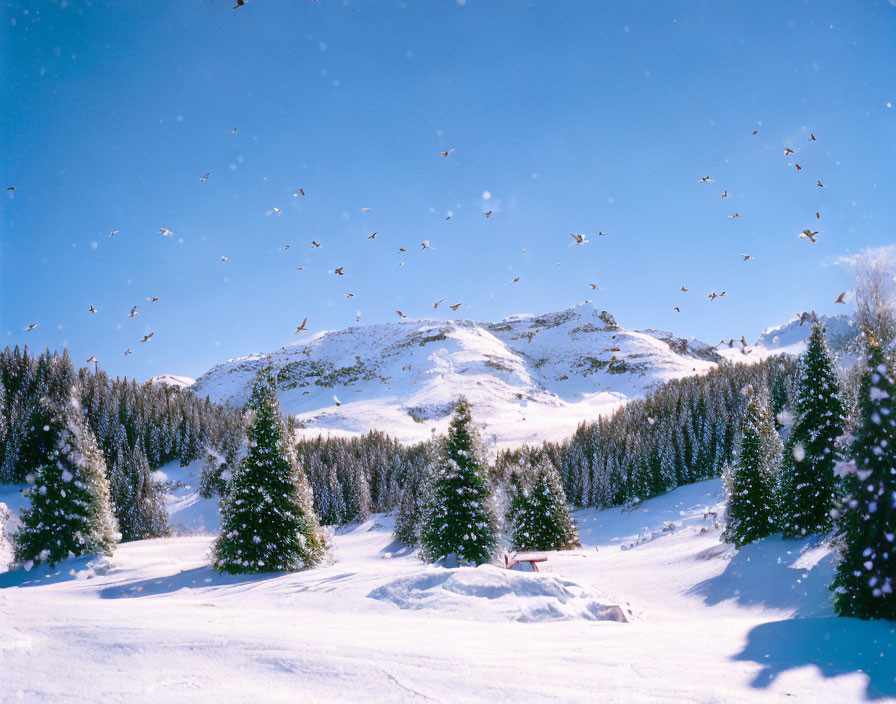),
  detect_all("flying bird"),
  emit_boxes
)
[420,240,435,251]
[834,292,846,304]
[228,128,237,134]
[109,230,119,237]
[5,186,14,191]
[345,293,354,298]
[729,212,740,218]
[124,349,132,356]
[799,229,818,242]
[272,207,281,214]
[221,256,229,261]
[449,303,462,311]
[673,306,680,312]
[485,211,493,218]
[784,148,795,155]
[439,149,455,158]
[398,247,406,253]
[433,298,445,309]
[817,180,824,188]
[128,306,138,317]
[791,163,802,171]
[311,240,321,248]
[368,232,377,239]
[809,133,817,141]
[200,173,209,182]
[362,208,371,212]
[140,333,154,343]
[570,233,589,245]
[680,286,689,292]
[294,317,308,333]
[159,228,173,237]
[708,292,719,301]
[333,395,342,407]
[598,231,607,237]
[233,0,244,8]
[396,310,406,318]
[697,176,713,183]
[511,277,520,284]
[88,306,98,314]
[334,267,344,276]
[86,355,97,363]
[721,190,728,199]
[741,254,753,261]
[816,212,821,219]
[589,283,599,290]
[147,296,159,302]
[751,130,758,136]
[25,323,38,332]
[296,188,305,197]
